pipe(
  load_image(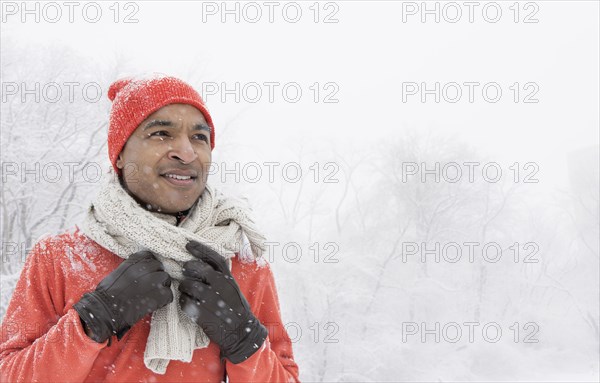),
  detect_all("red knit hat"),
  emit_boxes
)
[107,75,215,172]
